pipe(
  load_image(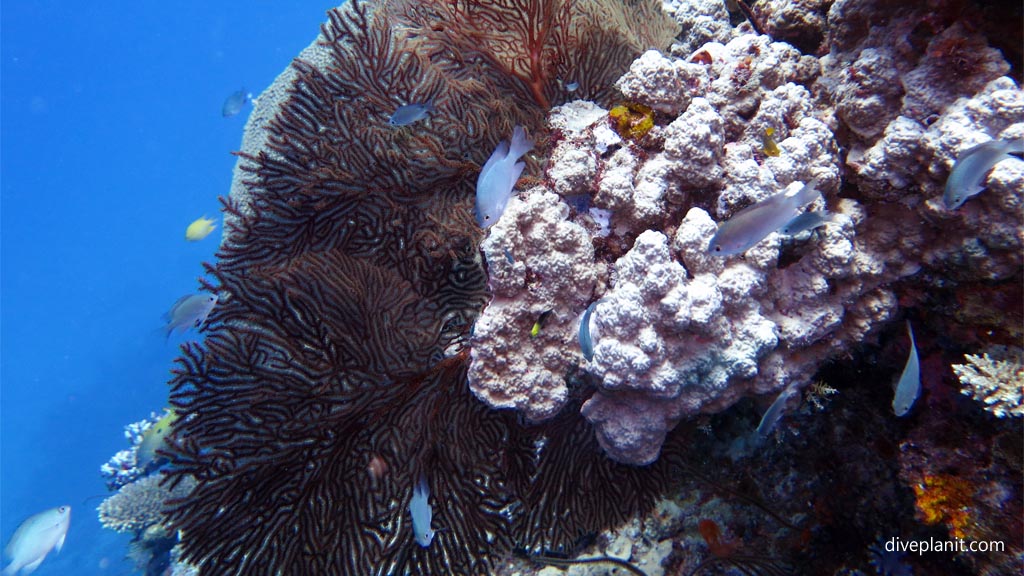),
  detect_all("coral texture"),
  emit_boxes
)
[98,474,196,534]
[164,1,679,574]
[466,0,1023,466]
[99,411,165,490]
[953,345,1024,418]
[469,188,603,421]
